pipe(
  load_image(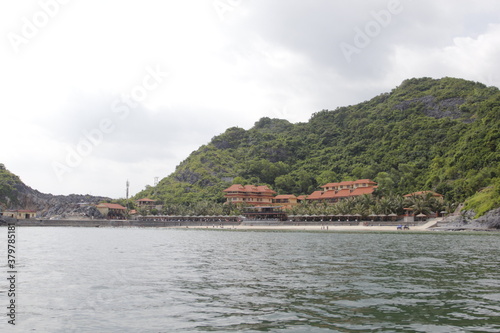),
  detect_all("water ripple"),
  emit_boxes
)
[0,228,498,332]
